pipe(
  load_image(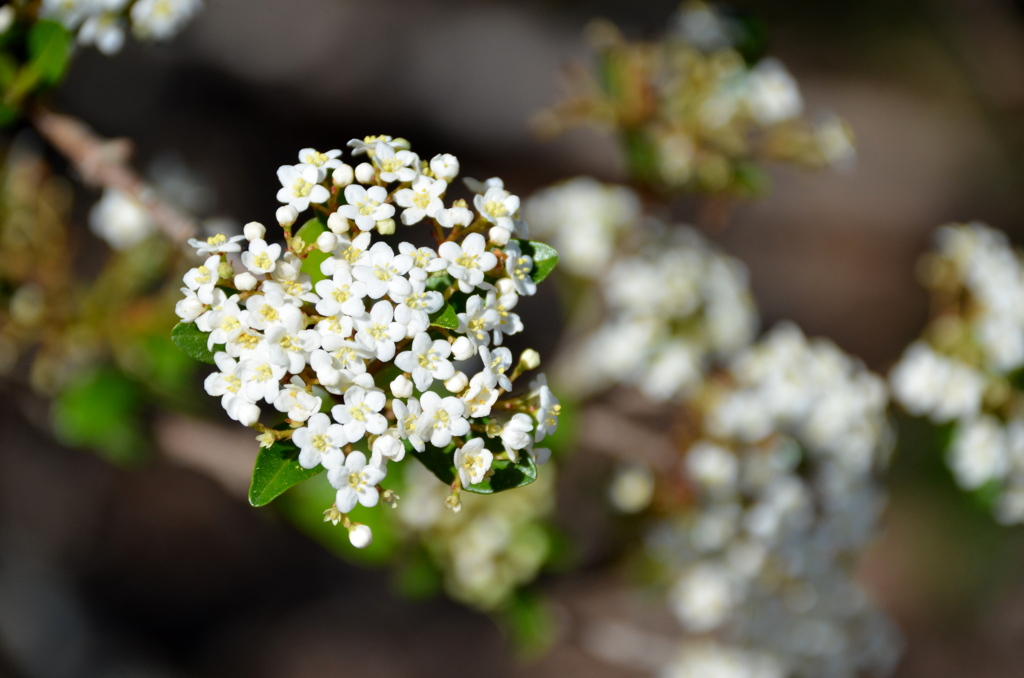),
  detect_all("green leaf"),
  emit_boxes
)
[27,20,71,86]
[511,240,559,284]
[52,368,148,466]
[296,218,329,283]
[429,303,459,330]
[248,437,324,507]
[170,322,220,365]
[409,440,538,494]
